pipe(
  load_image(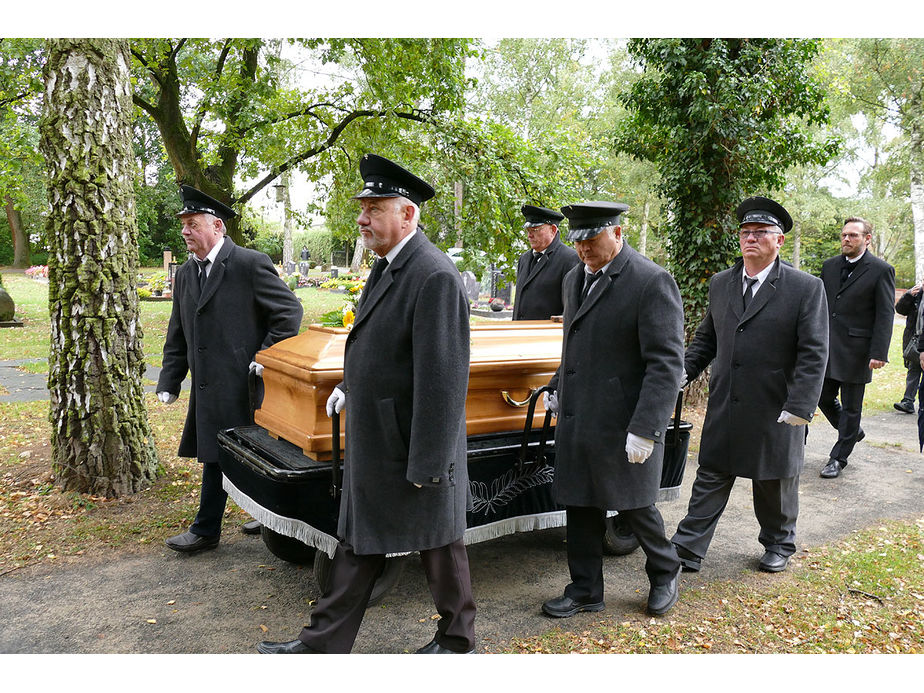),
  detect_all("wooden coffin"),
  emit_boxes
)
[254,320,563,459]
